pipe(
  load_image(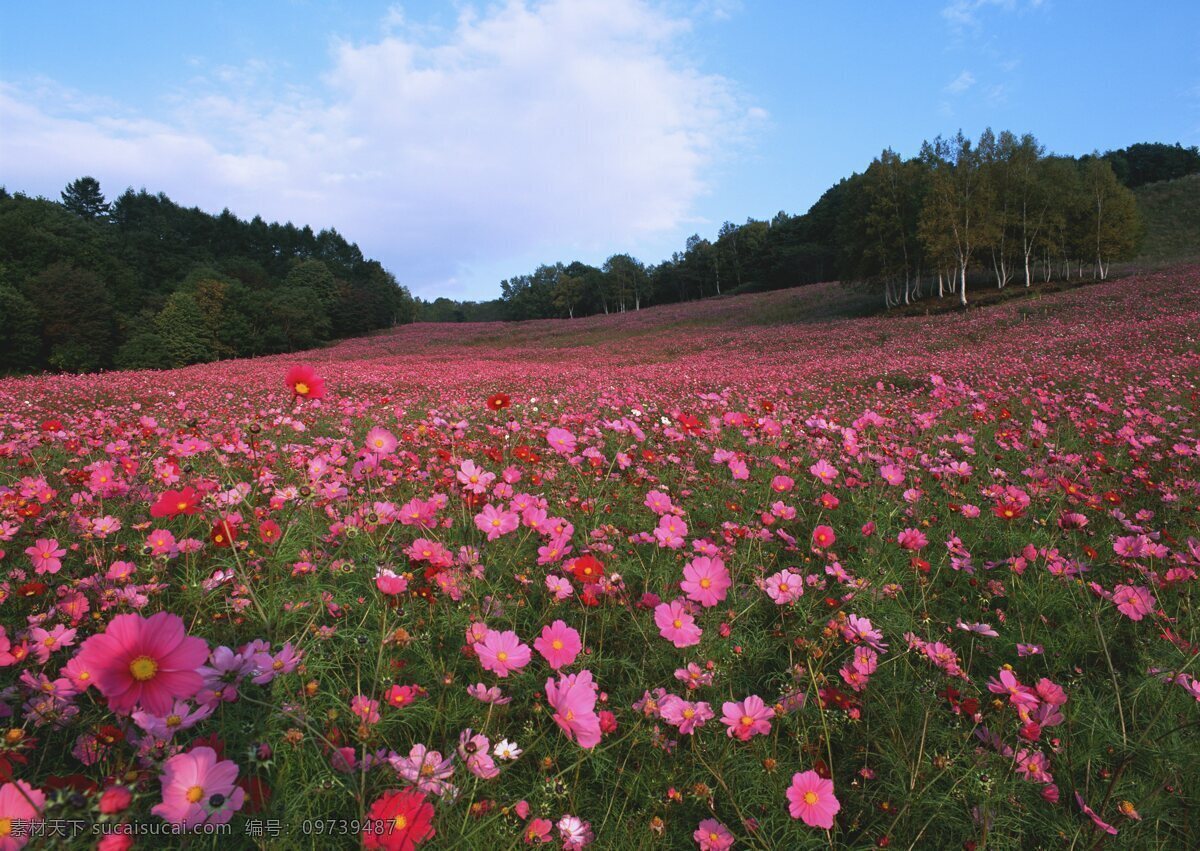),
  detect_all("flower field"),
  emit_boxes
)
[1,267,1198,849]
